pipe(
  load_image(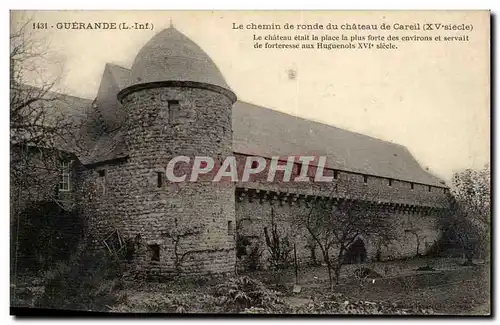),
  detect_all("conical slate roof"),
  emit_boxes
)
[128,27,230,90]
